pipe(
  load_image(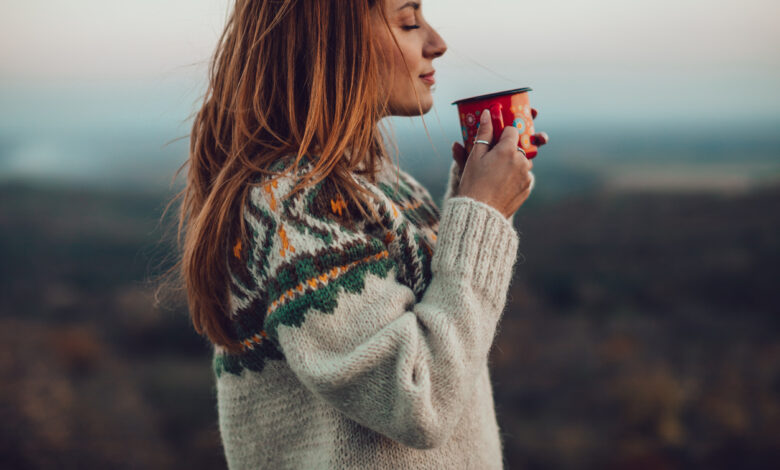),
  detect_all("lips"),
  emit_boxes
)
[419,70,435,85]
